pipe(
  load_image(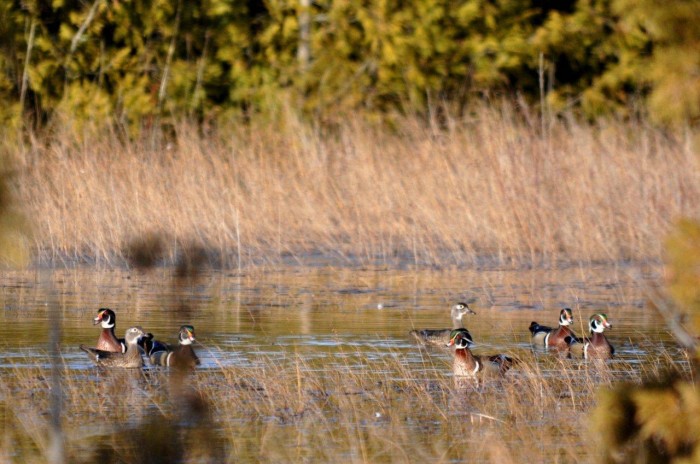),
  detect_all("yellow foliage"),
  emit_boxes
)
[55,82,113,134]
[665,219,700,335]
[594,378,700,463]
[593,219,700,463]
[633,388,688,454]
